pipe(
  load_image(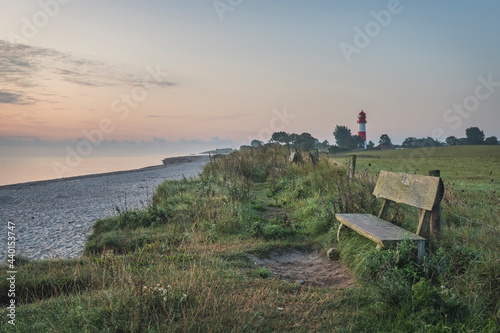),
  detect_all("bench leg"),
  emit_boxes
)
[417,240,425,264]
[337,223,345,243]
